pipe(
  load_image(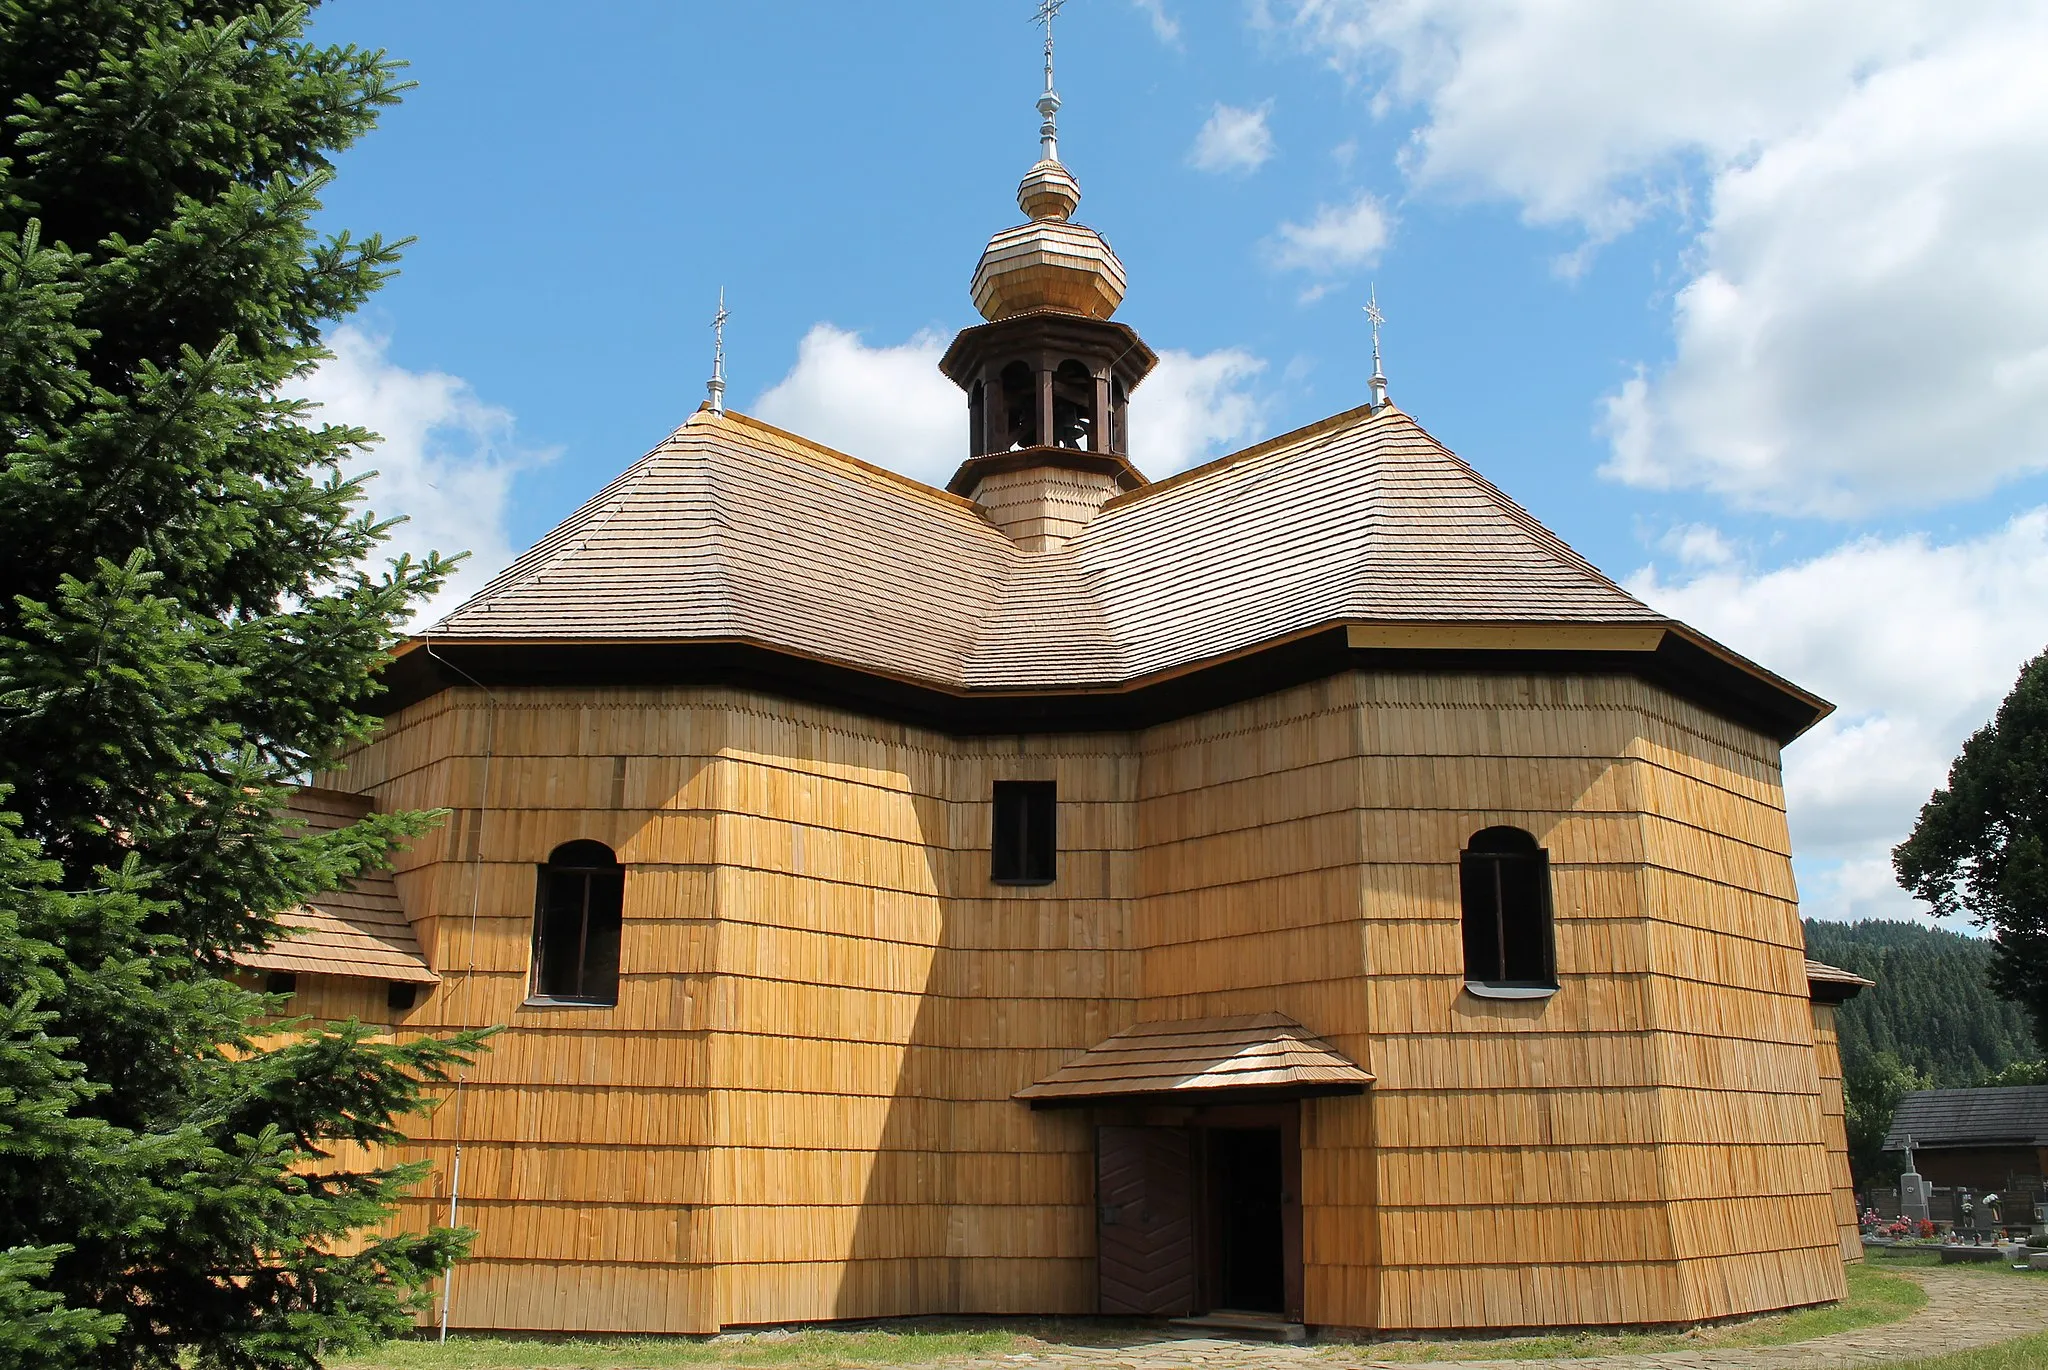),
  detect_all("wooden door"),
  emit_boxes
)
[1096,1126,1198,1316]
